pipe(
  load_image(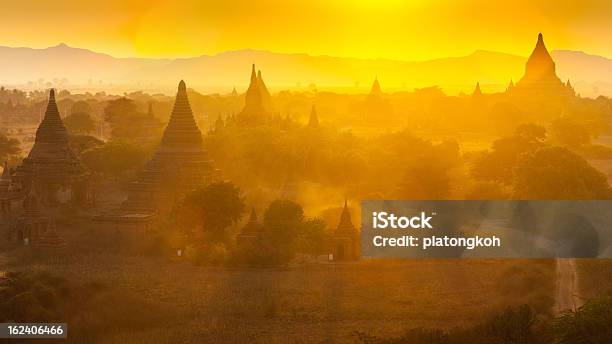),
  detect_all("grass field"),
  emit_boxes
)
[2,248,557,343]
